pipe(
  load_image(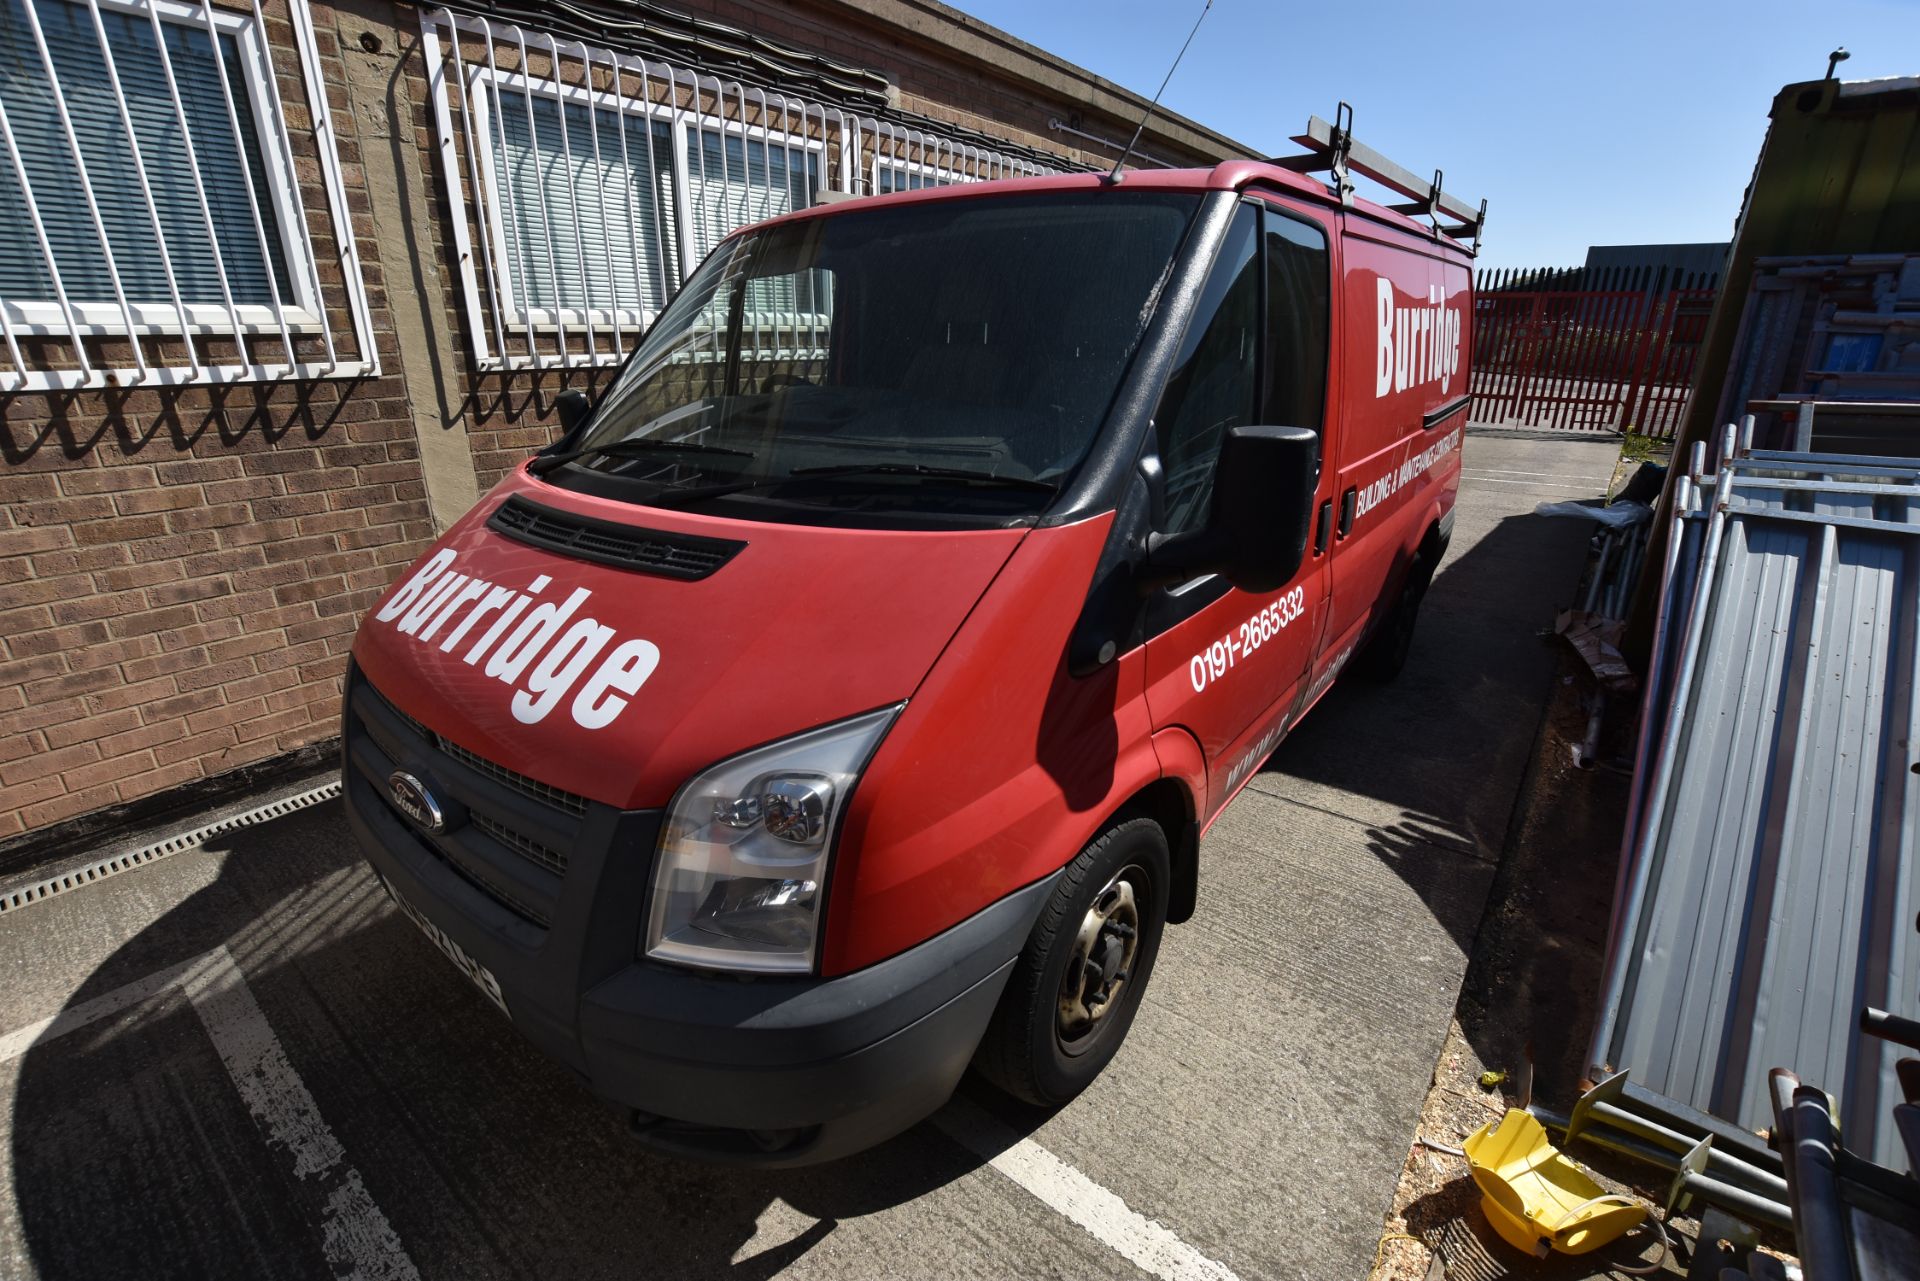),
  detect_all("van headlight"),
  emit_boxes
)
[645,705,902,973]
